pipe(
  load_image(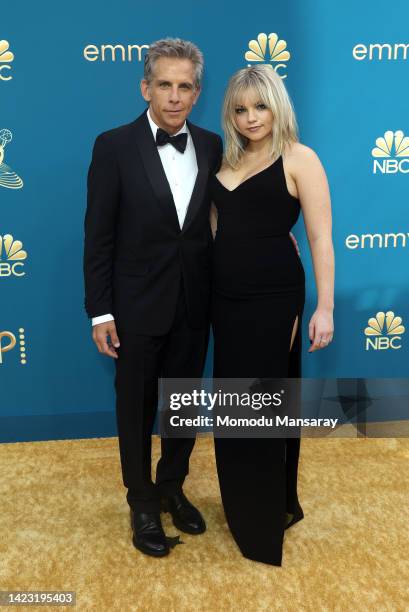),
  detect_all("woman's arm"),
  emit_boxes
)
[292,144,335,352]
[210,201,218,239]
